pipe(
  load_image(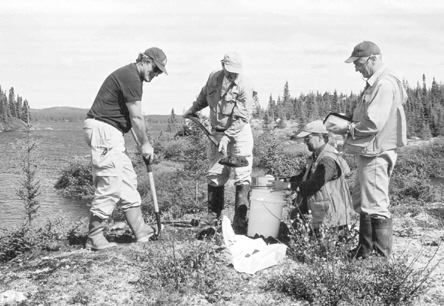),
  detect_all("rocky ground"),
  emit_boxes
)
[1,201,443,306]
